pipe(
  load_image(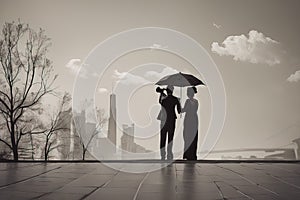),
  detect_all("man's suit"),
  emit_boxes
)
[159,94,181,160]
